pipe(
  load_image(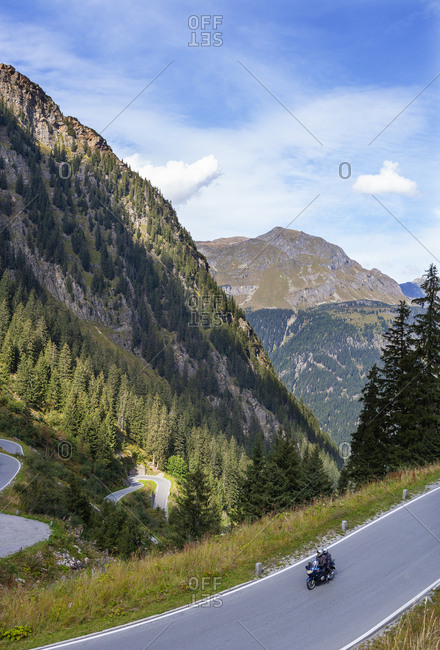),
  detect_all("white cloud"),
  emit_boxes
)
[125,154,221,205]
[353,161,417,196]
